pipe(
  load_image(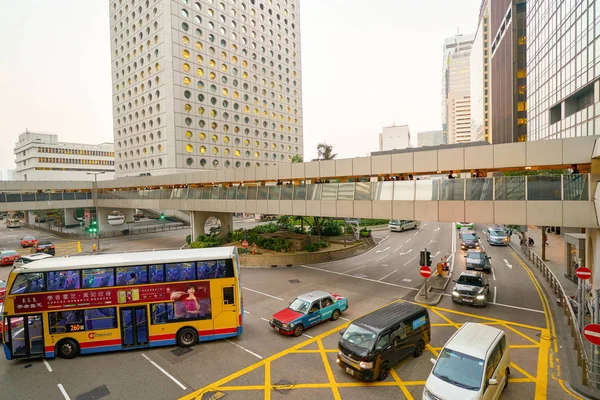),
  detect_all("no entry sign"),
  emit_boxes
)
[583,324,600,346]
[420,266,432,279]
[575,267,592,280]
